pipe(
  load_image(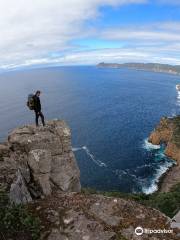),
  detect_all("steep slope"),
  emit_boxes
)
[149,116,180,192]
